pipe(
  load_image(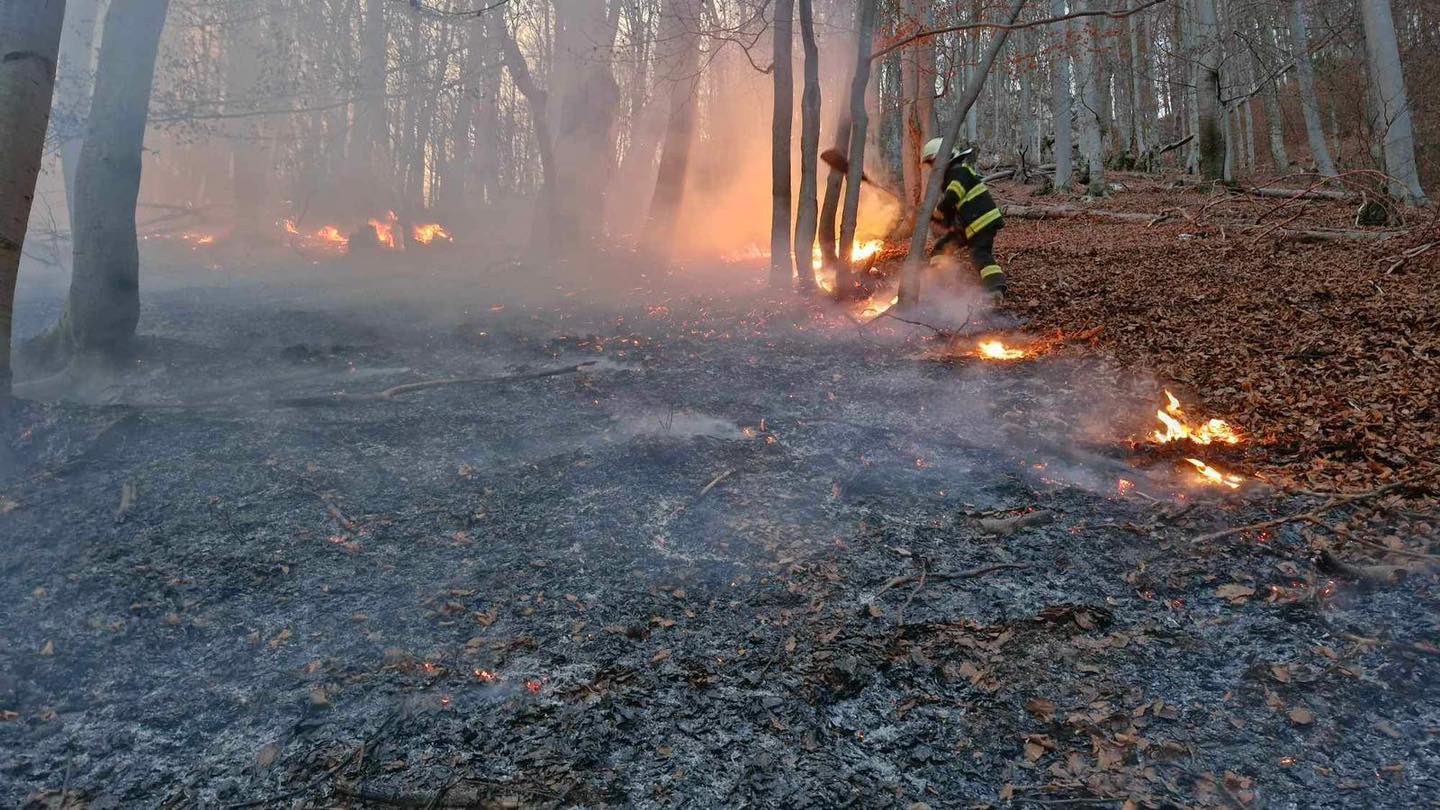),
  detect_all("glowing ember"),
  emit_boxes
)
[976,340,1027,360]
[1154,390,1240,445]
[1117,478,1135,495]
[369,211,398,248]
[473,669,498,683]
[411,223,452,245]
[1185,458,1243,488]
